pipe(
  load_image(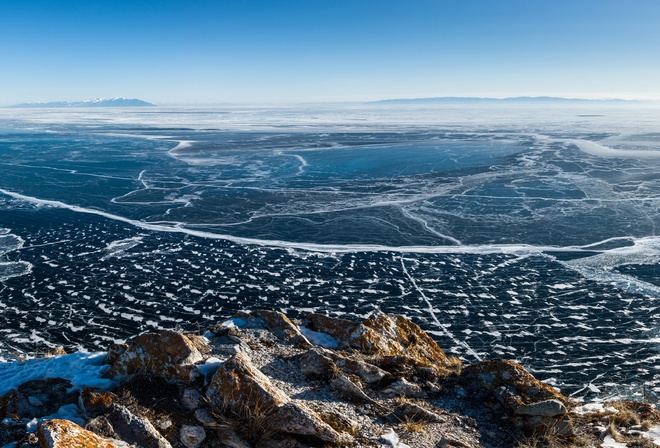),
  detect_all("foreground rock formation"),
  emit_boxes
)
[1,310,659,447]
